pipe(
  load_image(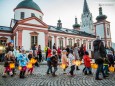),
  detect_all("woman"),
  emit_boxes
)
[57,47,61,62]
[73,43,80,70]
[37,45,42,63]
